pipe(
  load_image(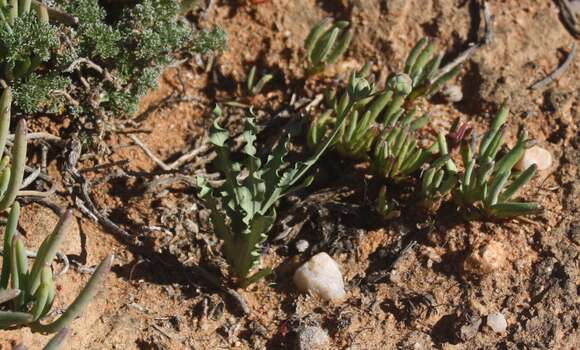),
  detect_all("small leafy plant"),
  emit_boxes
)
[304,18,353,75]
[453,105,542,218]
[418,133,458,211]
[307,37,461,162]
[246,65,273,96]
[197,74,371,287]
[403,37,462,102]
[0,205,113,333]
[371,121,435,182]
